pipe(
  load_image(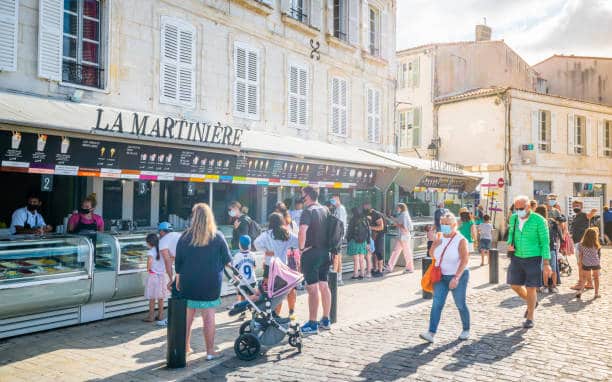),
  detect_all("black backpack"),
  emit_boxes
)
[326,213,345,253]
[352,218,370,243]
[243,215,262,244]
